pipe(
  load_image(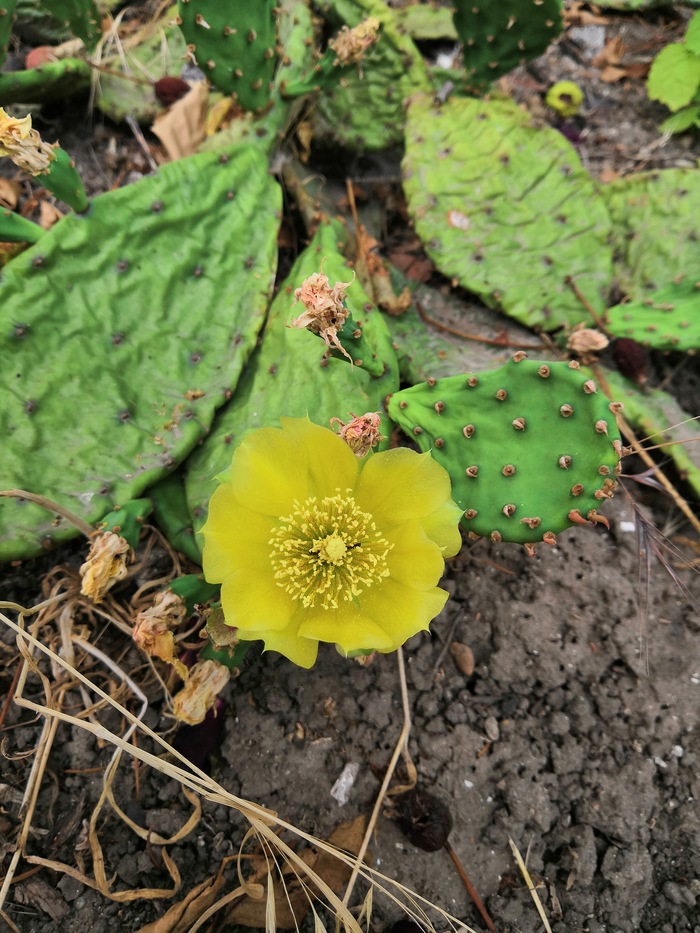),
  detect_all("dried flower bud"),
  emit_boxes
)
[288,268,355,361]
[172,659,231,725]
[0,107,56,175]
[329,17,381,67]
[330,411,383,457]
[133,590,188,678]
[80,532,130,603]
[567,326,609,354]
